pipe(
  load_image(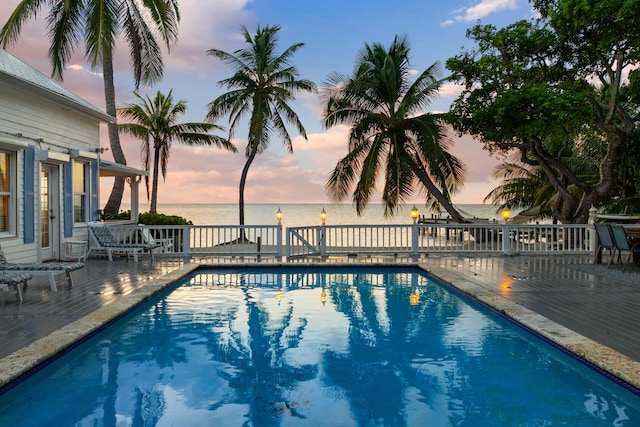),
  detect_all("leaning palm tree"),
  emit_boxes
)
[118,90,236,213]
[206,25,317,225]
[323,36,466,222]
[0,0,180,216]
